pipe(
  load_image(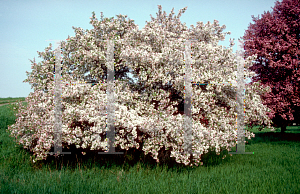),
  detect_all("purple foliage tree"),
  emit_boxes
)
[242,0,300,133]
